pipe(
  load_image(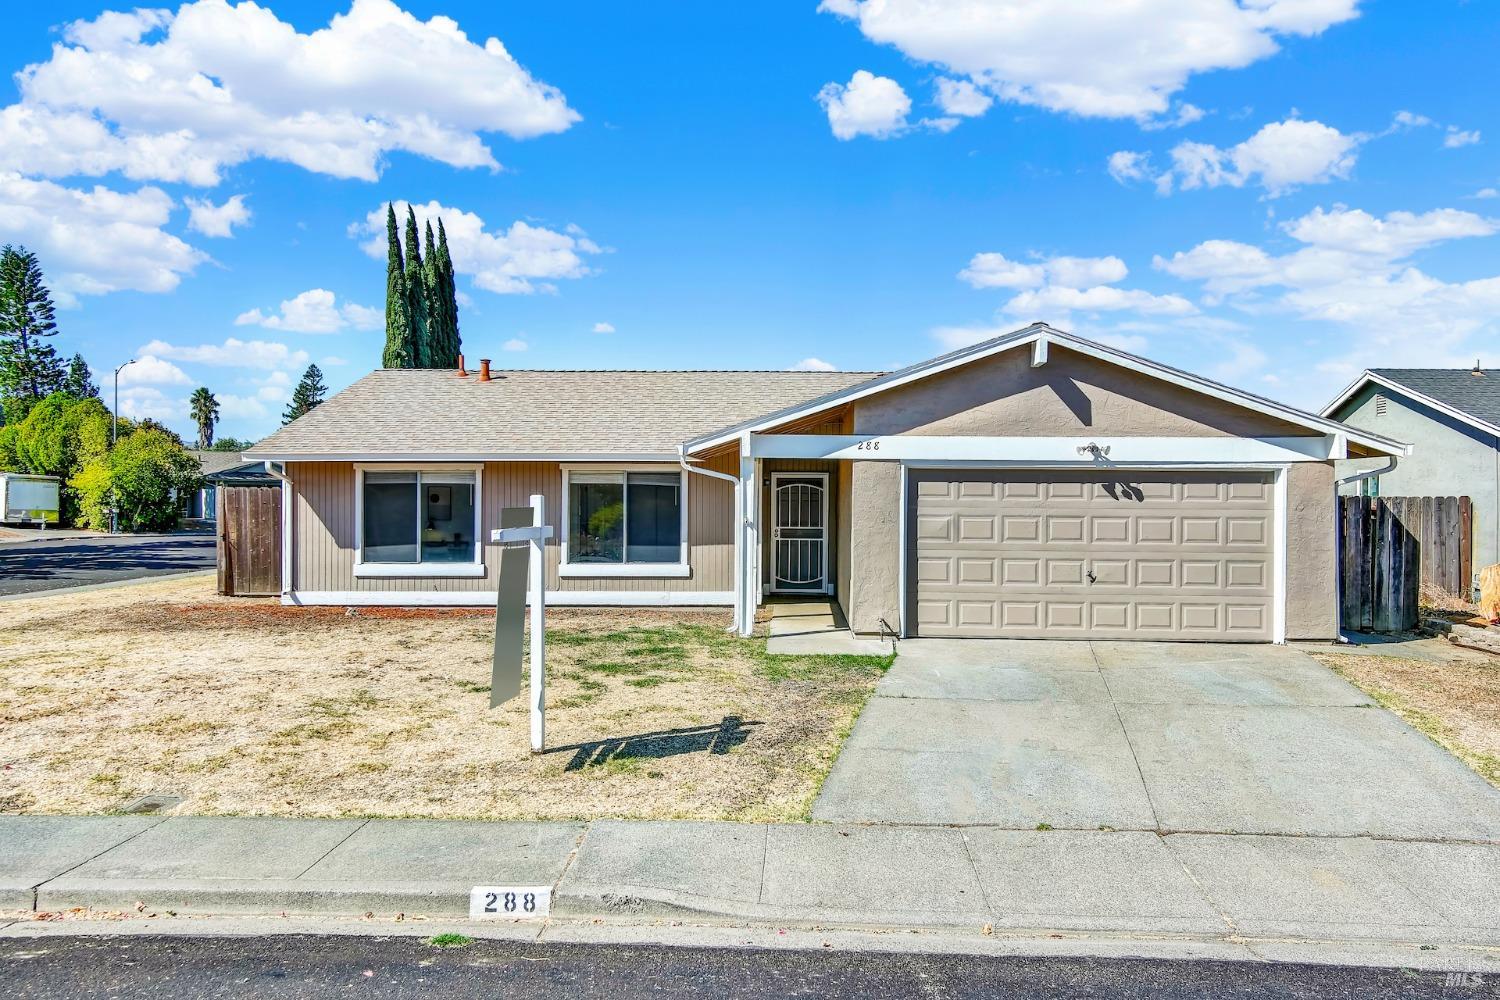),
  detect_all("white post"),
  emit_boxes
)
[529,493,546,753]
[738,435,756,637]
